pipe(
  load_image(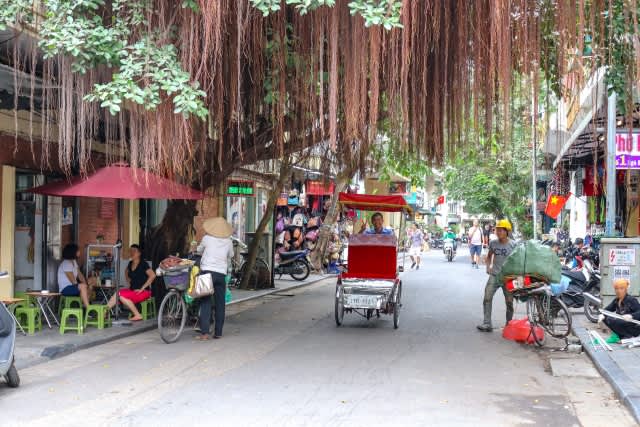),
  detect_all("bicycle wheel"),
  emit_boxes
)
[526,296,545,347]
[239,258,271,289]
[549,296,572,338]
[158,291,187,344]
